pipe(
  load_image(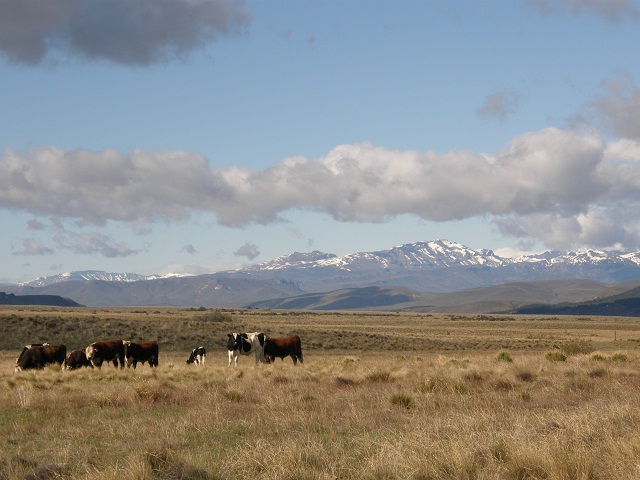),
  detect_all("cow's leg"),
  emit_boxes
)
[291,354,297,366]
